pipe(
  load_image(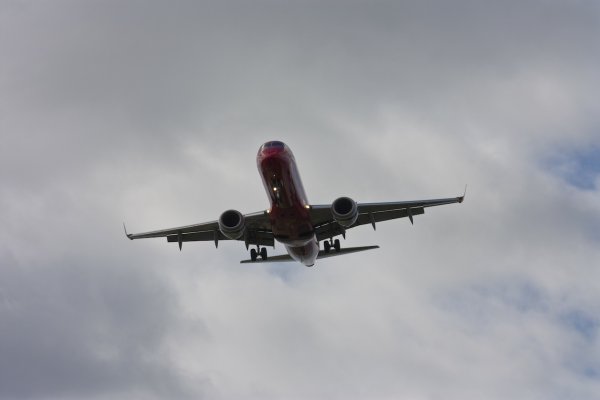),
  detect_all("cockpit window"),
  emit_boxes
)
[263,141,285,149]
